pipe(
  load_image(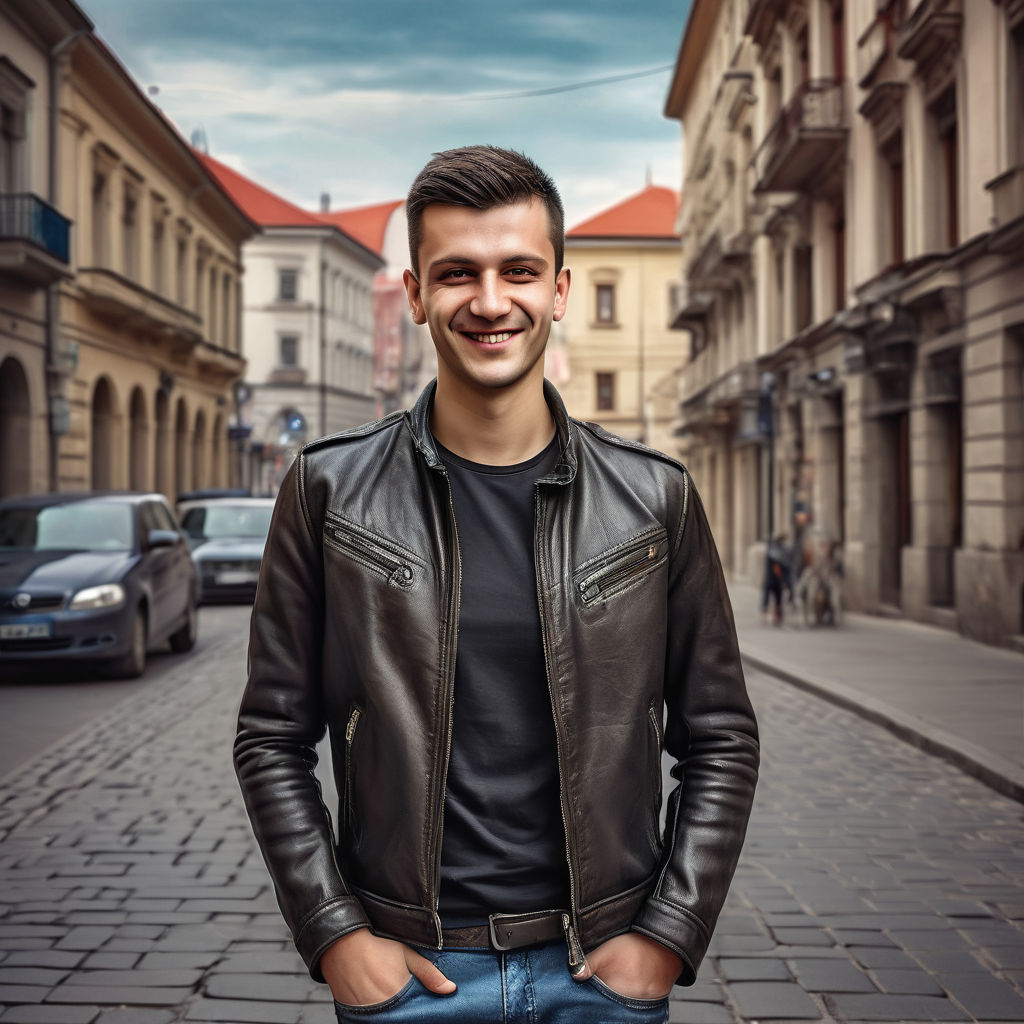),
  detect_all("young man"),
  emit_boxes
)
[235,146,759,1023]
